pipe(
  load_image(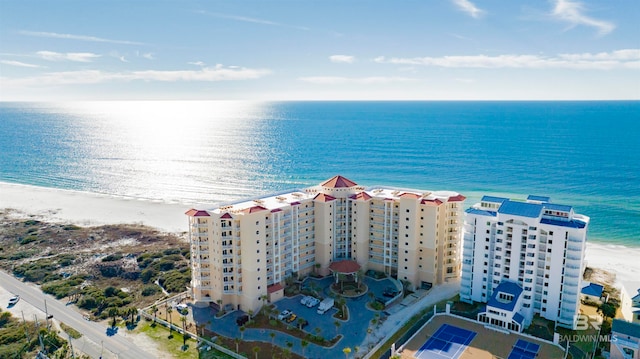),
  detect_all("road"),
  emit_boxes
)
[0,270,155,359]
